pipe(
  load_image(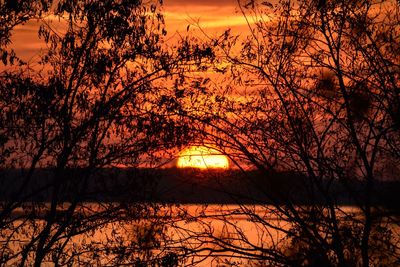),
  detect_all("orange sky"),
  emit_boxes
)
[9,0,250,62]
[164,0,249,33]
[5,1,252,168]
